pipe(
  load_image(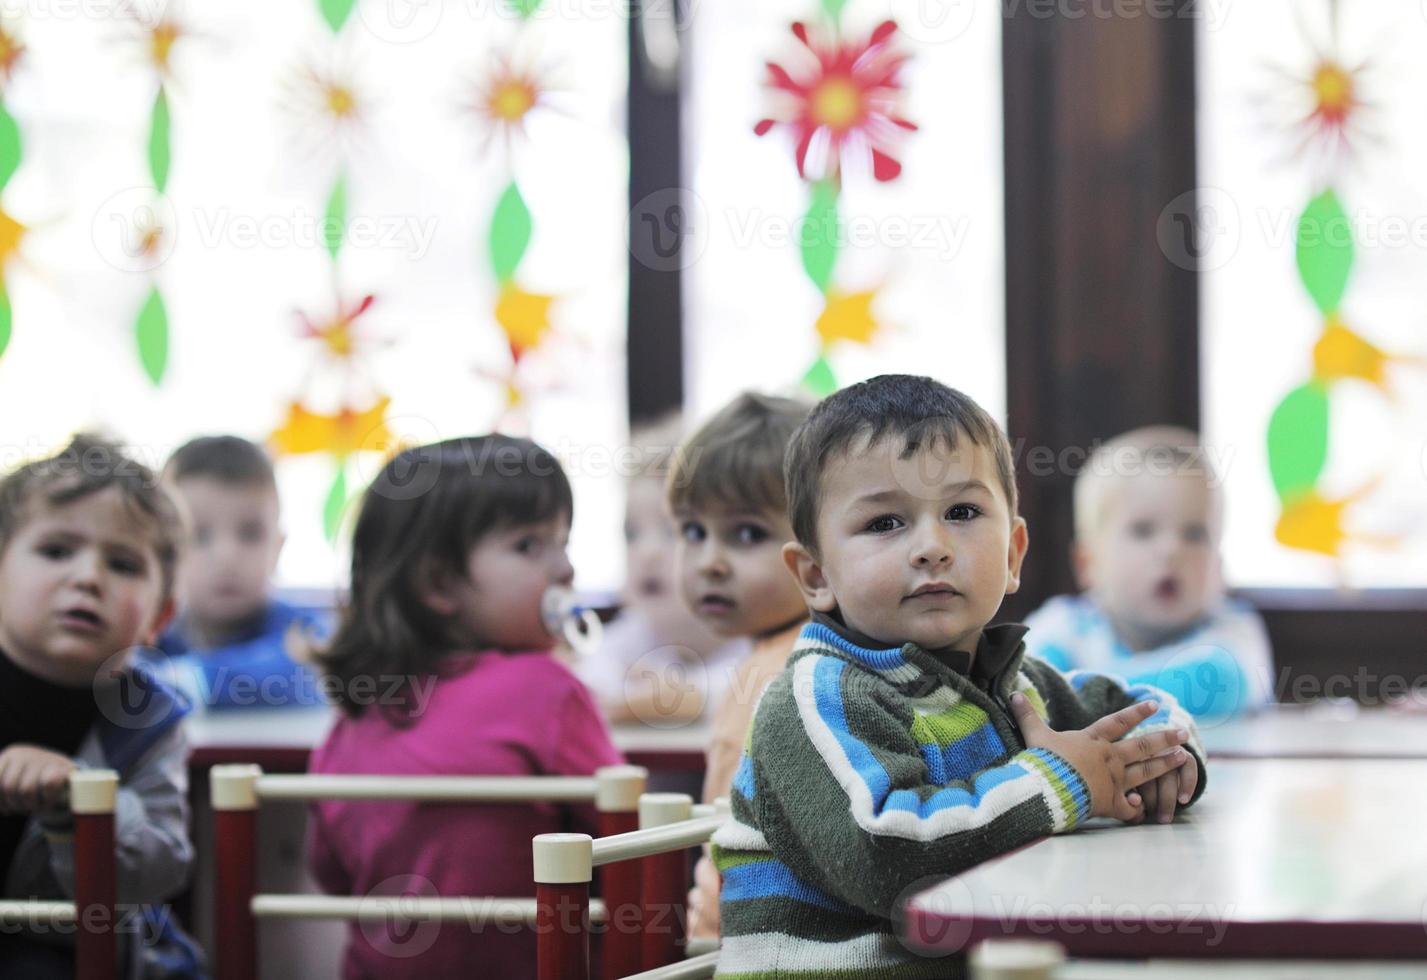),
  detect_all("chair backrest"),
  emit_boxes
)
[533,793,729,980]
[0,771,119,980]
[208,763,648,980]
